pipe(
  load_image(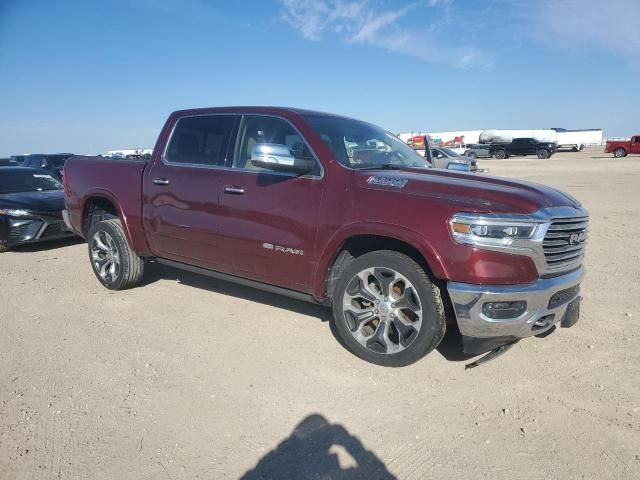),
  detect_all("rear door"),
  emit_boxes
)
[213,114,324,291]
[143,114,239,268]
[510,139,525,155]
